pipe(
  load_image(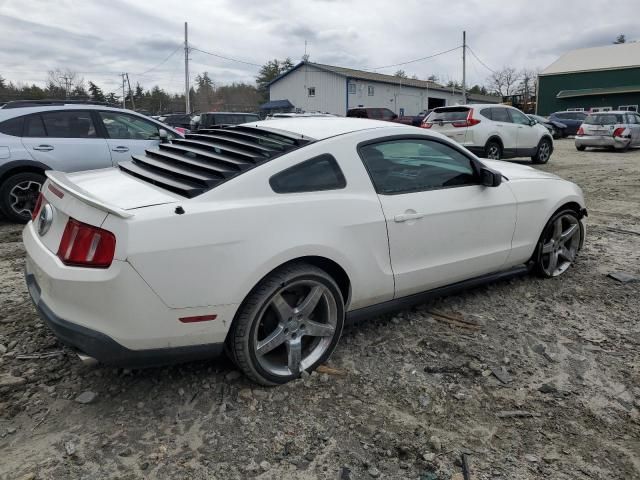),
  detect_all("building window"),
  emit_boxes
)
[308,87,316,97]
[619,105,638,112]
[591,107,612,113]
[567,107,584,112]
[348,83,356,94]
[368,85,375,96]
